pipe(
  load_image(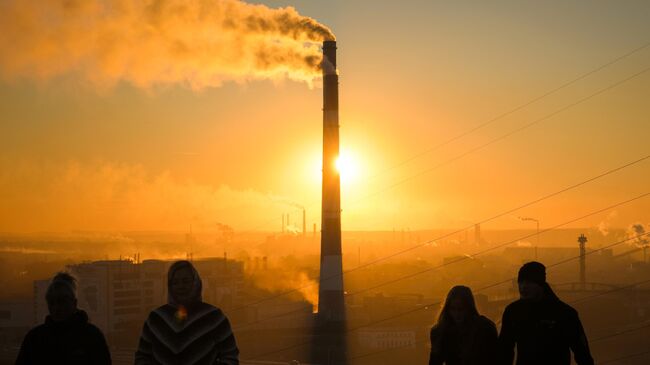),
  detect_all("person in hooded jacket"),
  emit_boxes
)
[498,261,594,365]
[16,272,111,365]
[429,285,498,365]
[135,260,239,365]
